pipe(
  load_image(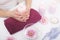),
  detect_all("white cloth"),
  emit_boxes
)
[0,0,24,21]
[0,0,24,10]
